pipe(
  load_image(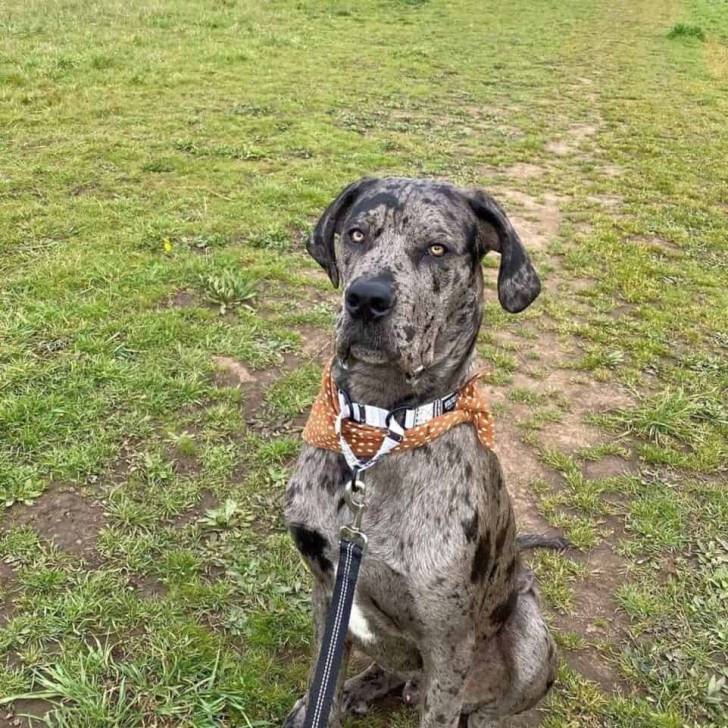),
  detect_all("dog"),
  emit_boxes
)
[284,177,560,727]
